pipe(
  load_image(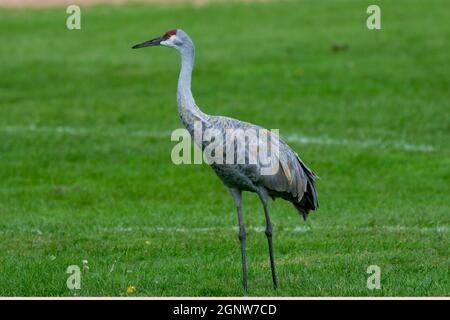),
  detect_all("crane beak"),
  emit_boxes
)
[132,36,164,49]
